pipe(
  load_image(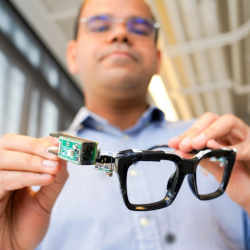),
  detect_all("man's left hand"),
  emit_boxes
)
[168,112,250,214]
